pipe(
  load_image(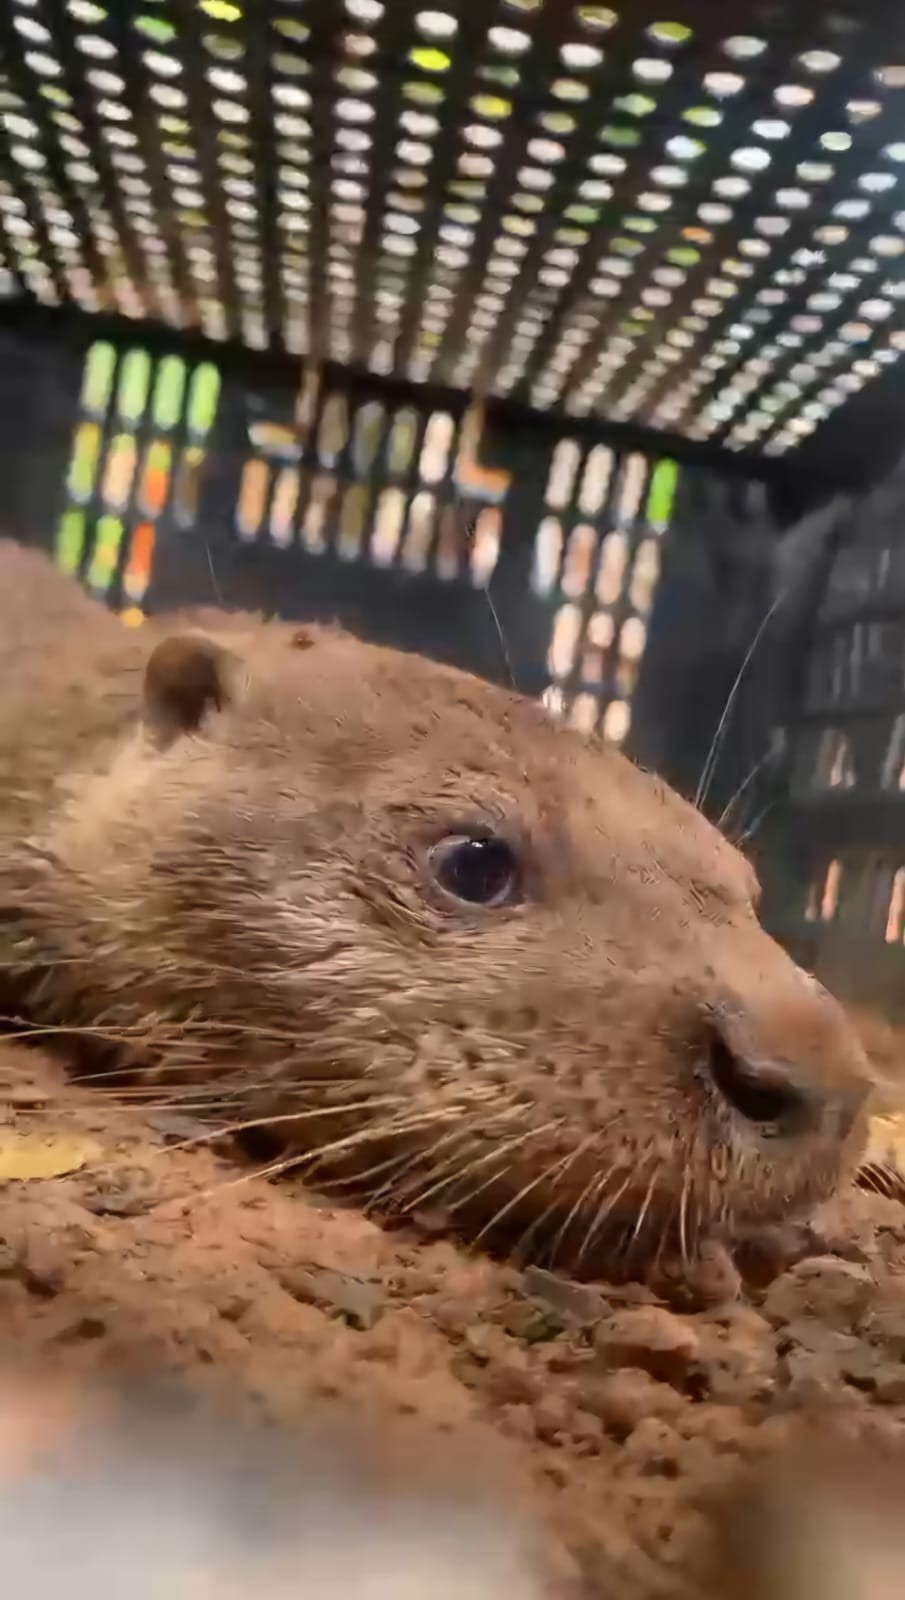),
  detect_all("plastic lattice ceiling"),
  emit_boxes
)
[1,0,905,459]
